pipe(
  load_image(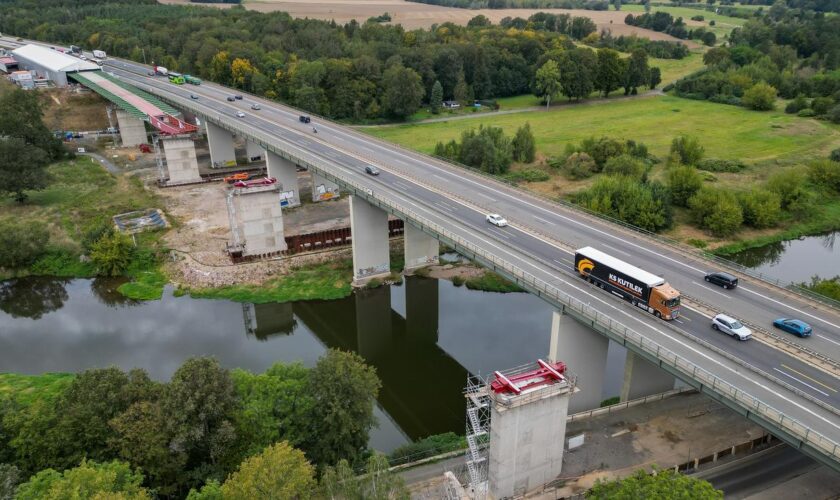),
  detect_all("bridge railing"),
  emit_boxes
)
[146,88,840,465]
